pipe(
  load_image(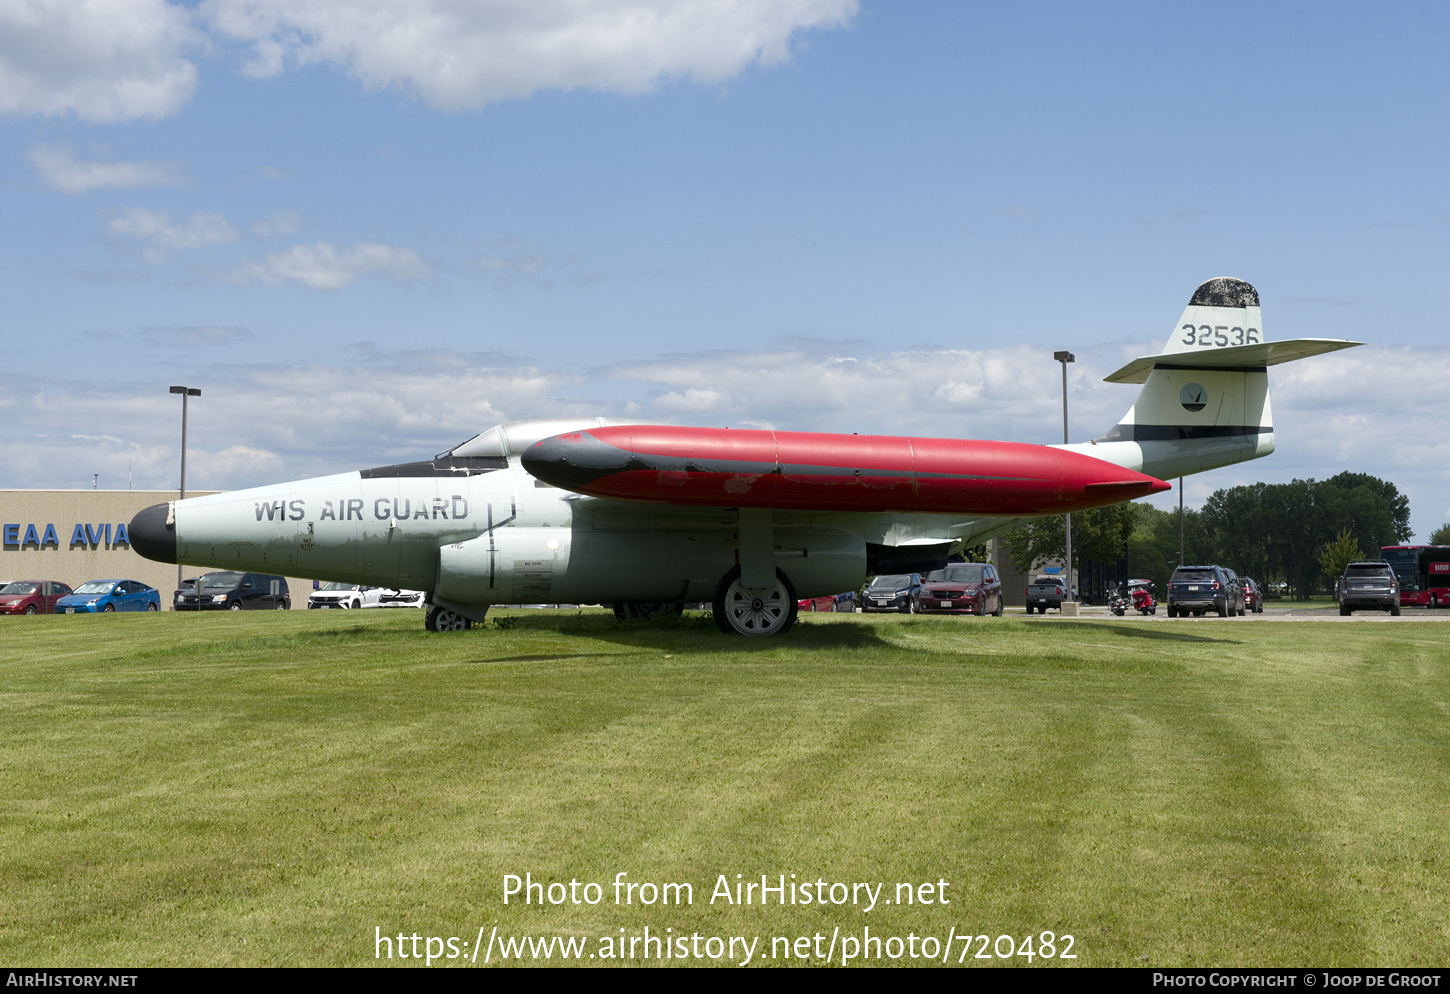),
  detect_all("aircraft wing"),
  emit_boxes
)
[1103,338,1361,384]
